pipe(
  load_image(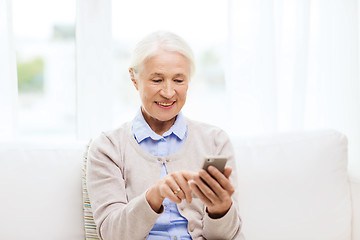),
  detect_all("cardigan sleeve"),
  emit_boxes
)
[86,132,161,240]
[202,129,243,240]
